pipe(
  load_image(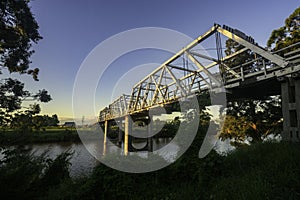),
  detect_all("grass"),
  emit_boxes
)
[206,142,300,199]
